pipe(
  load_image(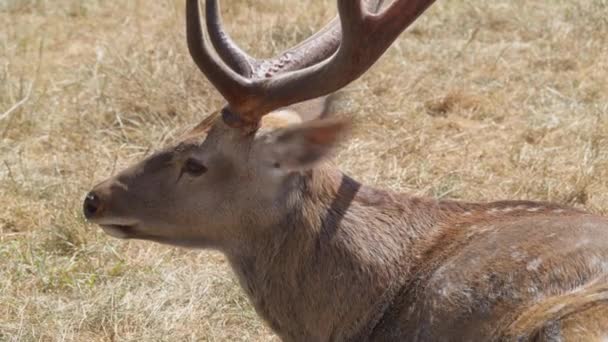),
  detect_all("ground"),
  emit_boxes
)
[0,0,607,340]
